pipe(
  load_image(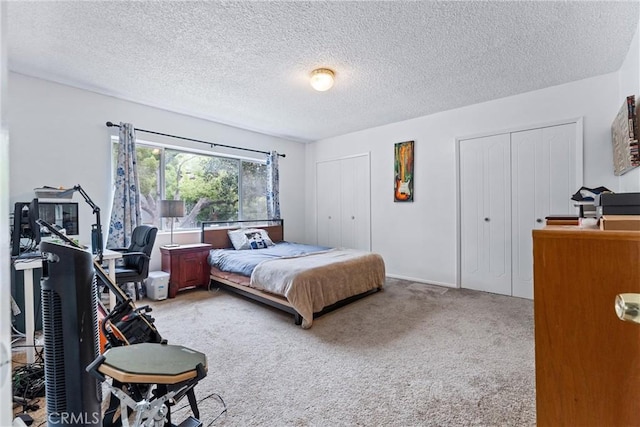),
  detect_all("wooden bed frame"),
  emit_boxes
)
[200,219,381,325]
